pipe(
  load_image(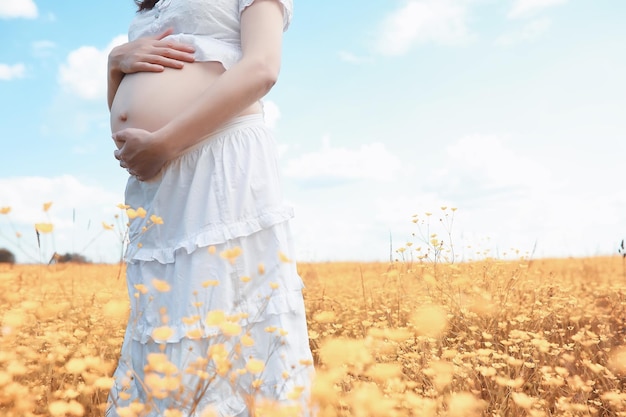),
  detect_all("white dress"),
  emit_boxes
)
[106,1,314,416]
